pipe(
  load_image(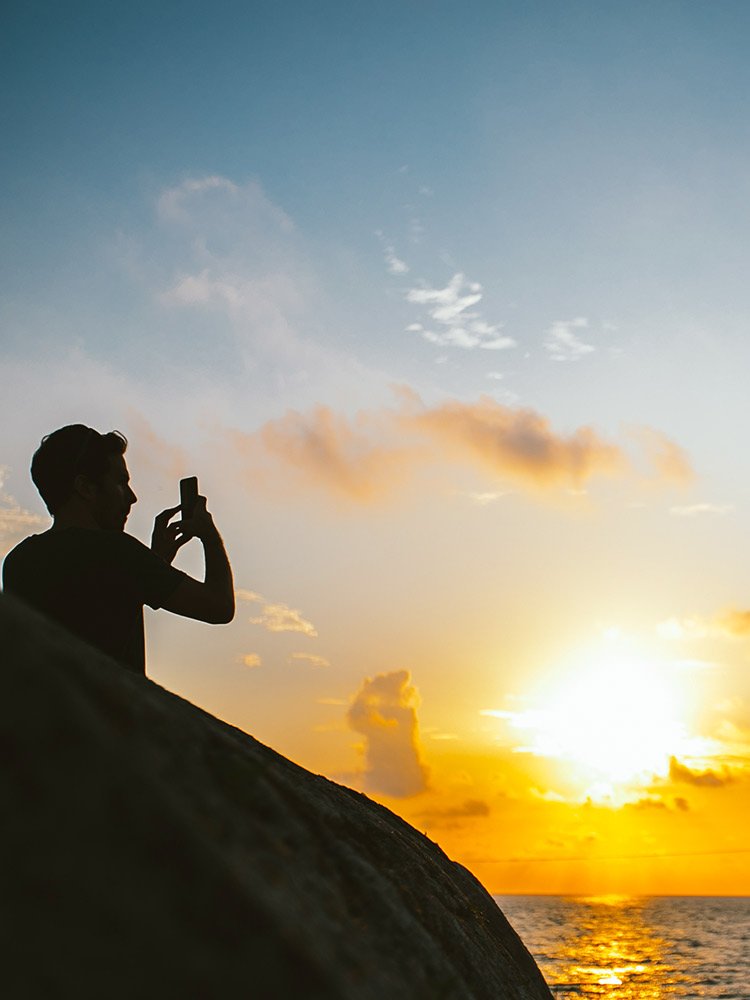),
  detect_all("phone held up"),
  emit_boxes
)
[179,476,199,519]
